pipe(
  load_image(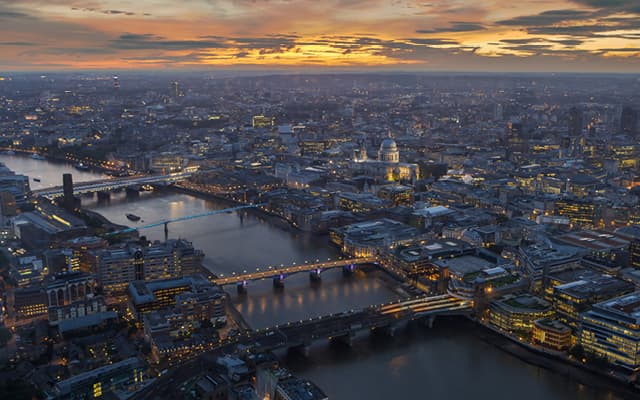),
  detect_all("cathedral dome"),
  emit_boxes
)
[379,138,397,151]
[378,138,399,163]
